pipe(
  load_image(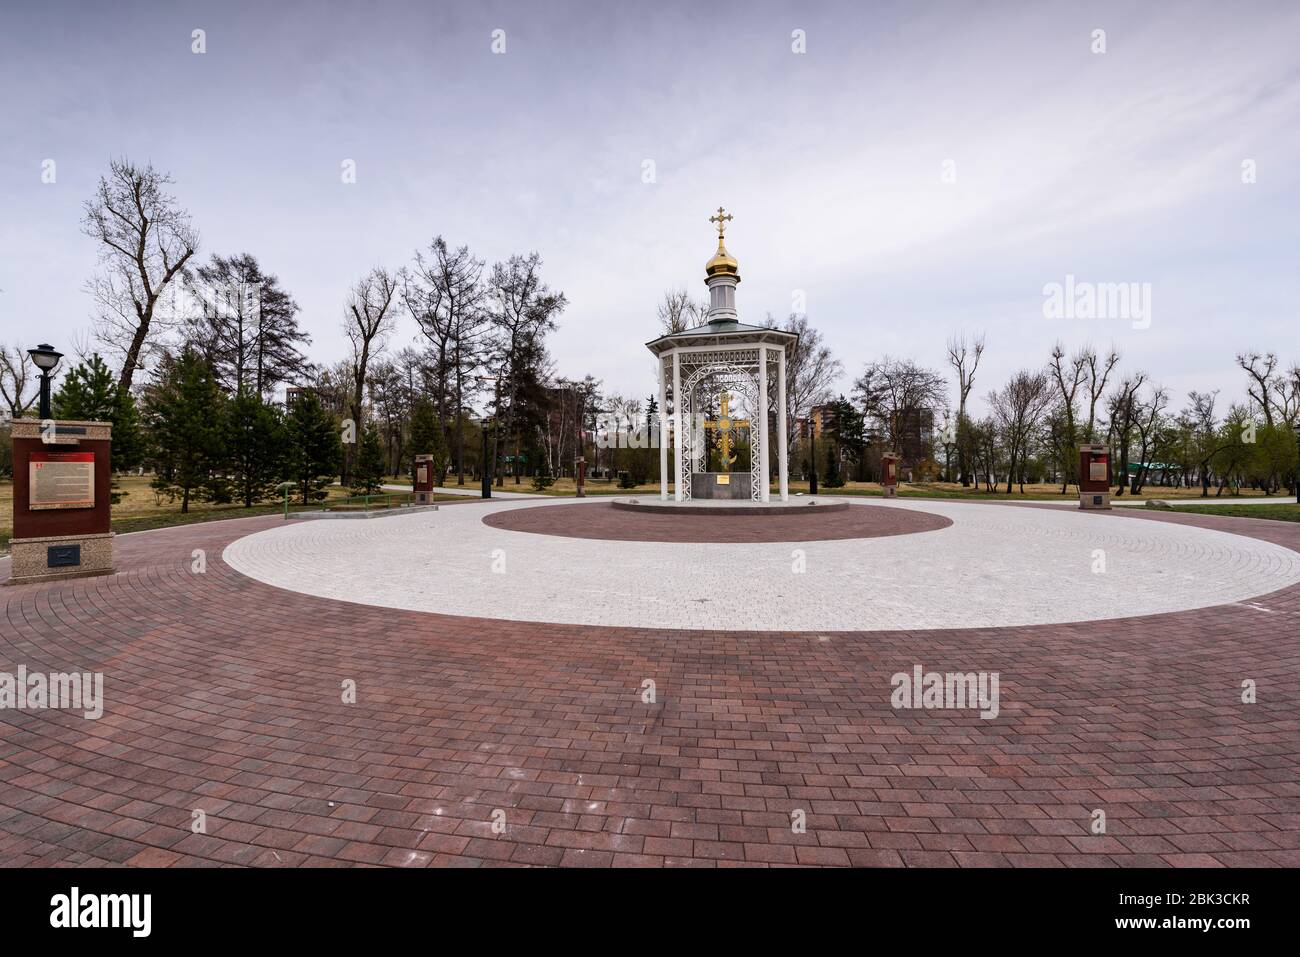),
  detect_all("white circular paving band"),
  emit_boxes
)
[222,497,1300,631]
